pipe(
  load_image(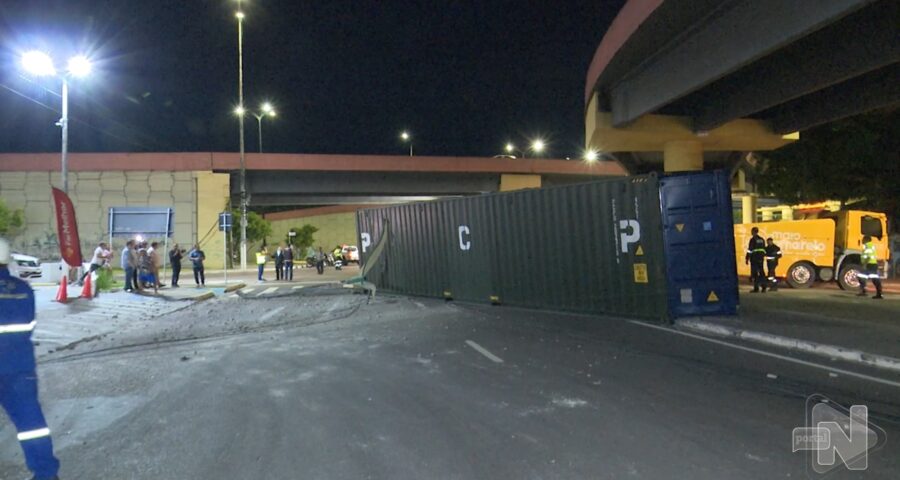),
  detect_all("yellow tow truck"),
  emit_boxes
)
[734,210,890,289]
